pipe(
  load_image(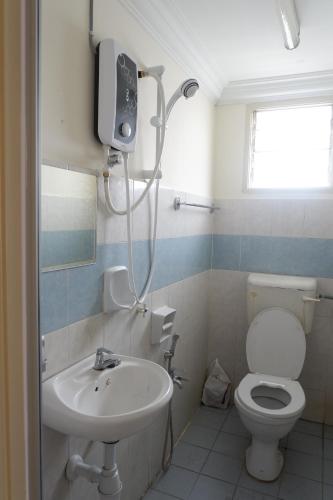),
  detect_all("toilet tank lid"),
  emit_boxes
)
[248,273,317,292]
